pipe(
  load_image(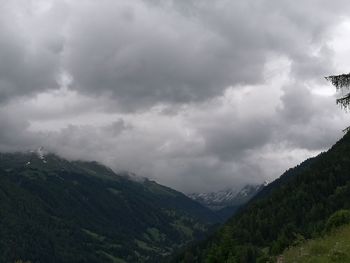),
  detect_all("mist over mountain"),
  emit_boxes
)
[0,151,219,262]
